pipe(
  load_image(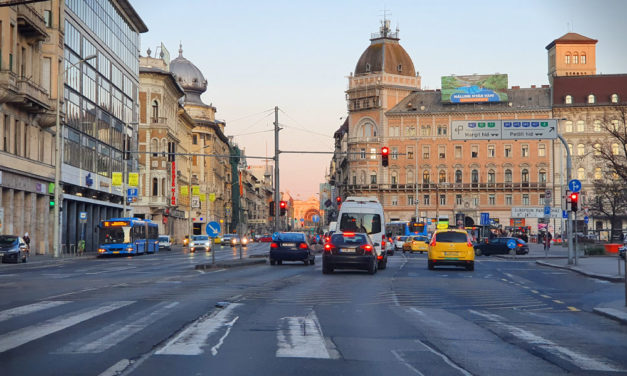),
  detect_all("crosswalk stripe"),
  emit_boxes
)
[276,310,338,359]
[0,301,71,323]
[155,303,241,356]
[56,302,179,354]
[0,301,134,353]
